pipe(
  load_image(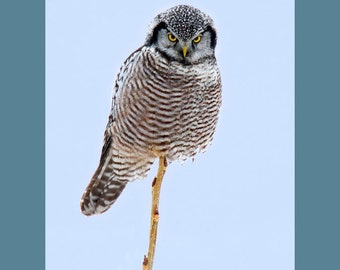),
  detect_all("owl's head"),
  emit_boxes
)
[145,5,217,64]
